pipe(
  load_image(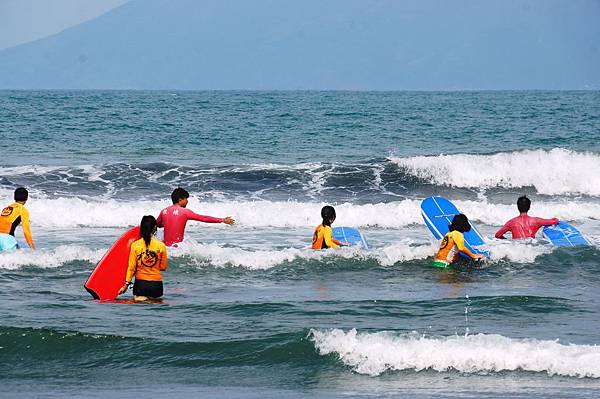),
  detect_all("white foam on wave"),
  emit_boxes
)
[310,328,600,378]
[170,239,438,269]
[0,237,556,270]
[484,239,554,263]
[0,245,103,270]
[390,148,600,196]
[0,191,598,229]
[158,239,549,270]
